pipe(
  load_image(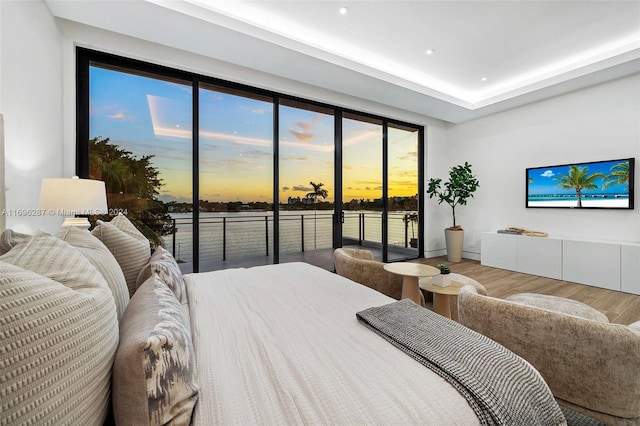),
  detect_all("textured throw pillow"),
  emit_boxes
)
[58,226,130,321]
[113,275,198,426]
[91,214,151,297]
[0,256,118,423]
[0,228,30,254]
[136,246,186,304]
